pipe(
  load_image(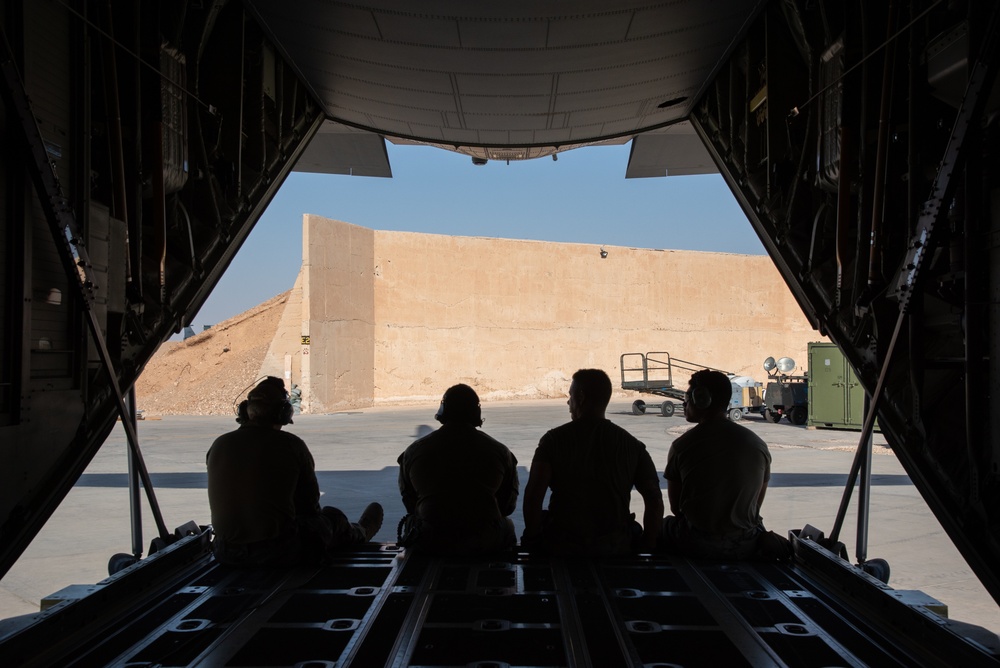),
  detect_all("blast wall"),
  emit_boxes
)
[299,217,375,412]
[286,215,821,411]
